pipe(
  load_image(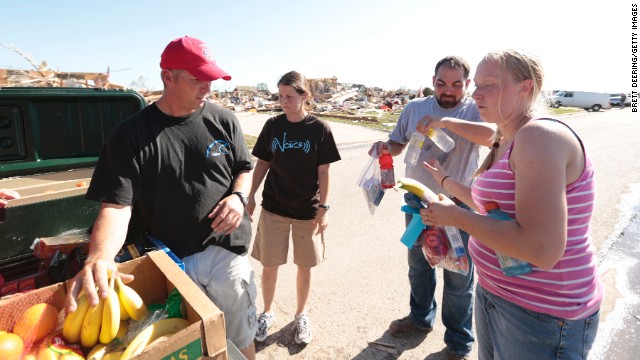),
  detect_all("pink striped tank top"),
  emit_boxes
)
[469,119,603,320]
